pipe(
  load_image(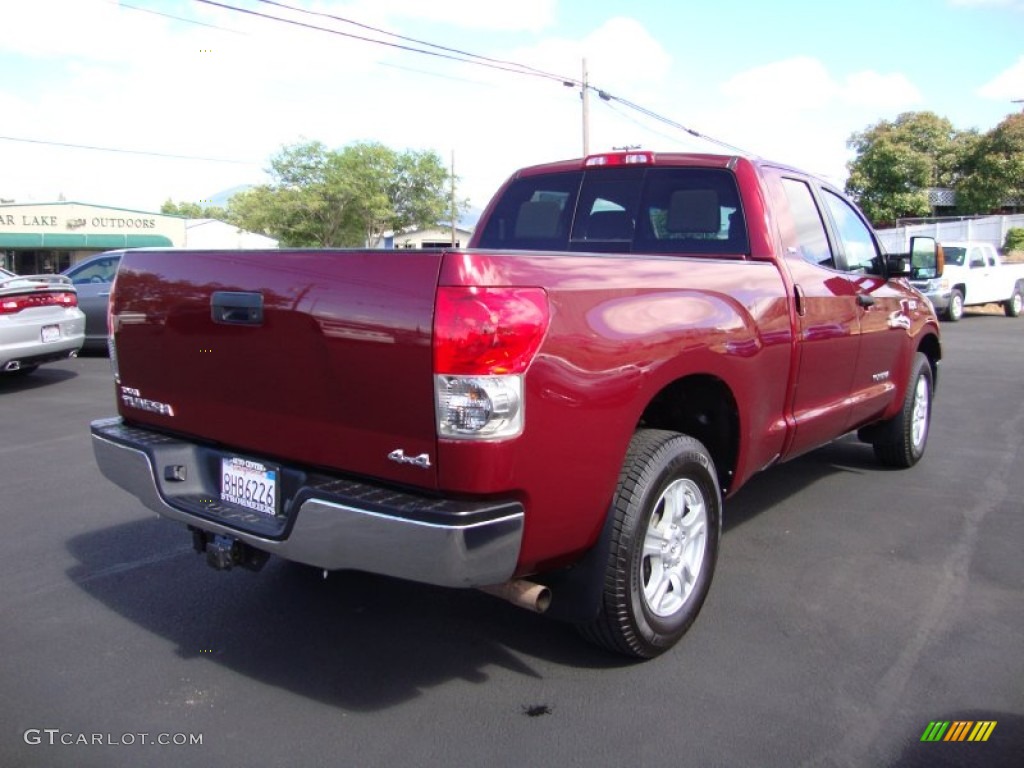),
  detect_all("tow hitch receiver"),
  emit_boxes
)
[190,527,269,572]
